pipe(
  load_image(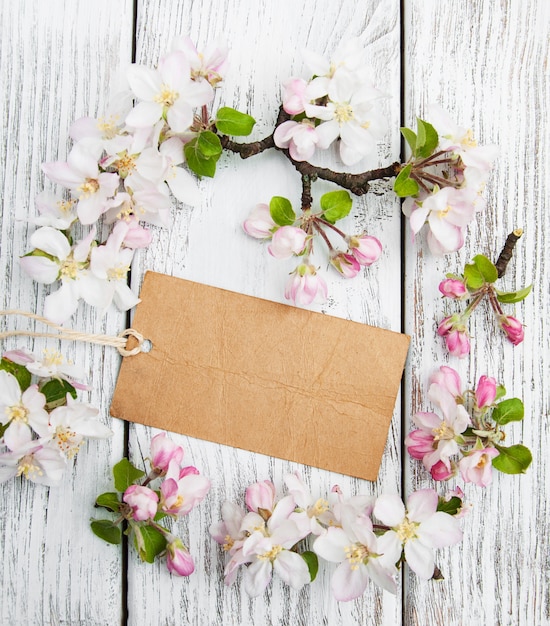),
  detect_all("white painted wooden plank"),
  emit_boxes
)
[0,1,133,624]
[128,0,403,624]
[403,1,550,625]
